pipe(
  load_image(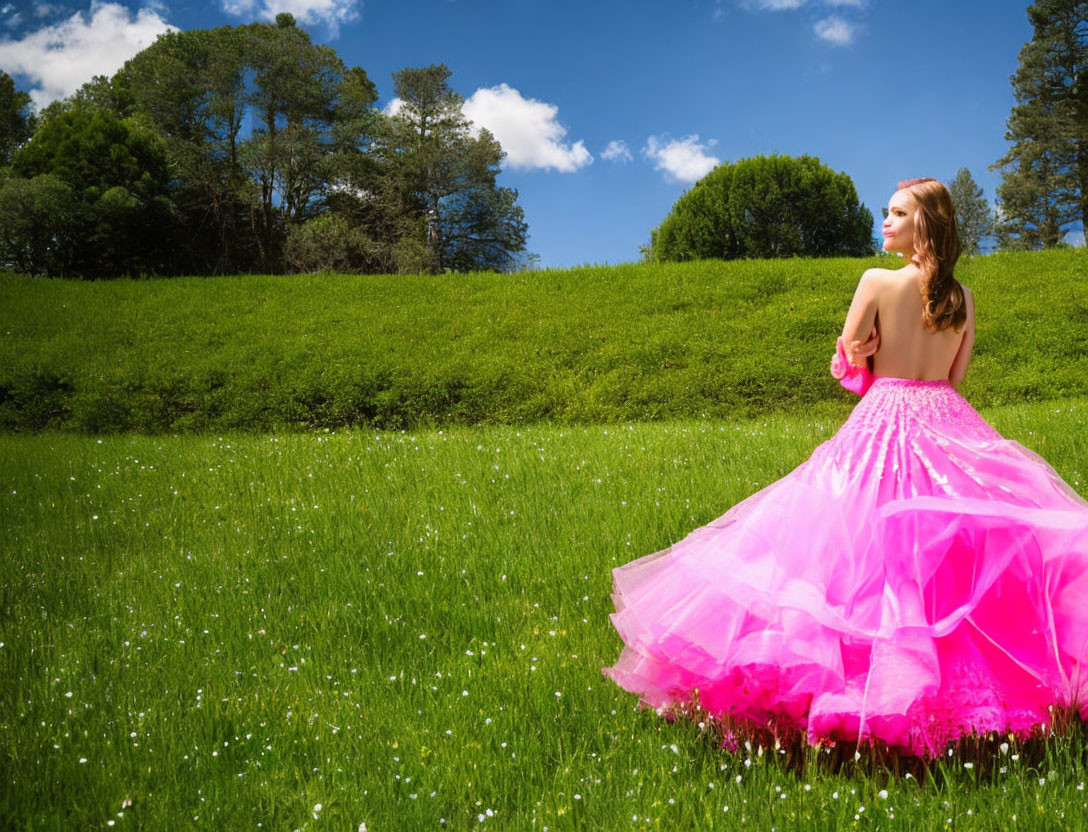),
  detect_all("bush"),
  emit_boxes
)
[651,154,875,262]
[650,162,738,262]
[283,213,383,274]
